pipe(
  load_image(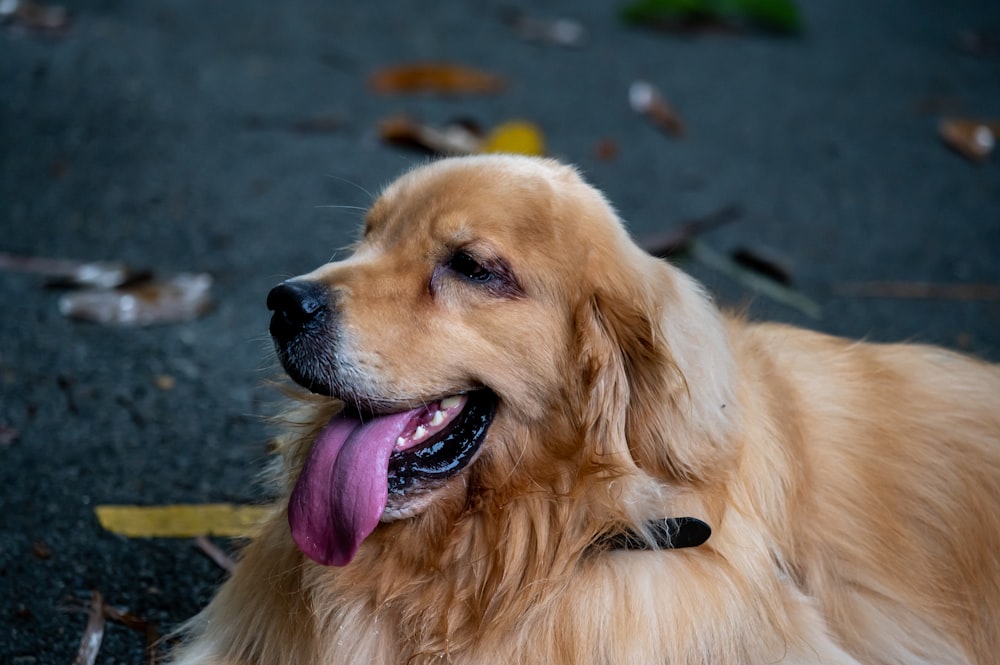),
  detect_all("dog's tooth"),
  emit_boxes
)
[441,396,461,410]
[395,436,407,449]
[431,410,445,427]
[414,425,427,441]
